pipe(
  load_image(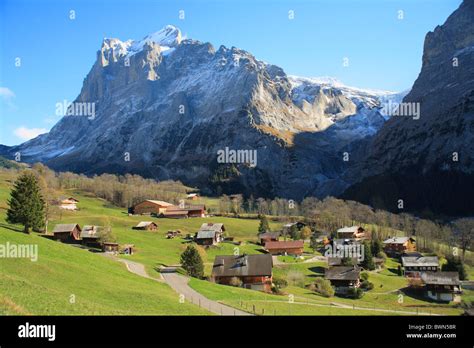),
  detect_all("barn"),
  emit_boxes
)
[132,200,174,215]
[52,224,82,243]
